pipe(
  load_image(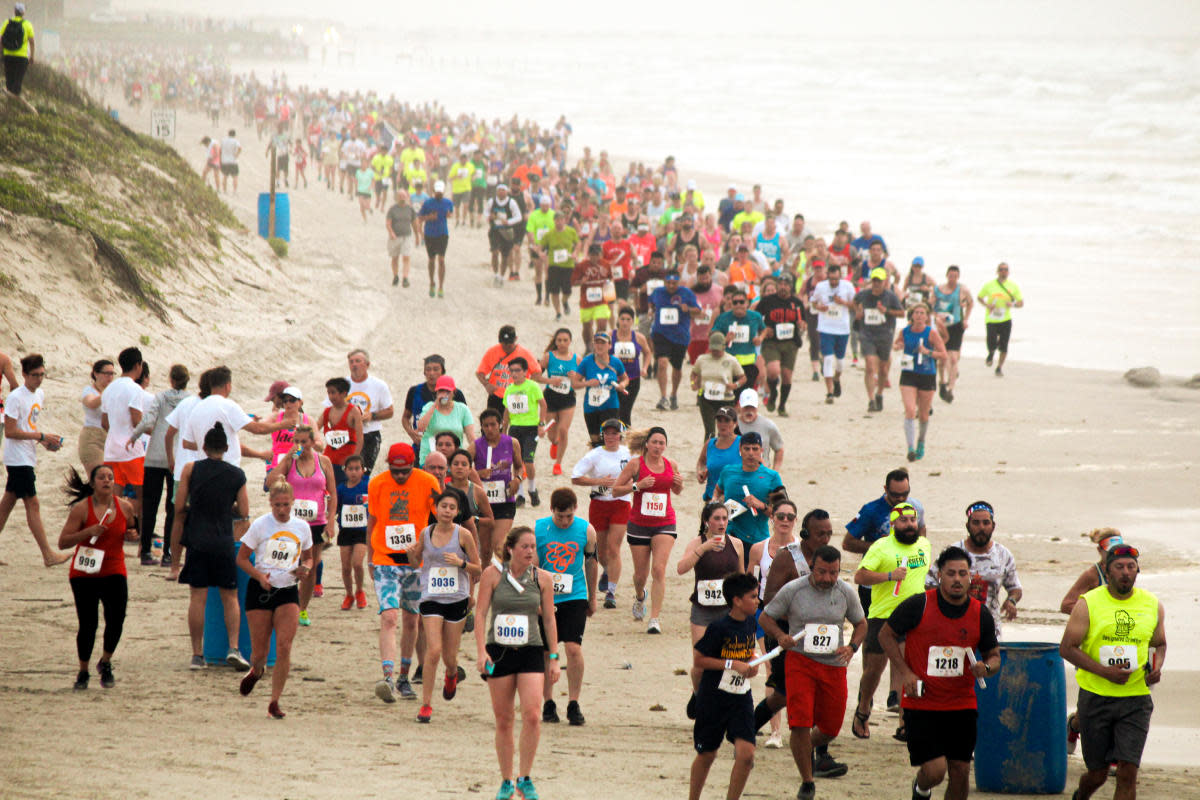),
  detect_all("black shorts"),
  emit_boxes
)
[693,690,755,752]
[904,708,978,766]
[245,583,300,612]
[338,527,367,547]
[544,388,576,412]
[508,425,539,463]
[766,636,788,692]
[491,501,517,520]
[614,279,631,300]
[944,322,964,351]
[864,618,897,655]
[309,523,327,547]
[626,521,677,546]
[515,227,527,244]
[361,431,382,474]
[651,334,687,370]
[986,320,1013,353]
[3,465,36,499]
[488,227,515,255]
[583,410,614,440]
[1077,689,1154,770]
[179,548,238,590]
[858,585,872,617]
[220,163,239,176]
[275,154,289,171]
[485,643,544,678]
[425,235,449,257]
[419,597,469,622]
[552,598,589,645]
[546,267,573,295]
[899,371,937,391]
[486,394,506,415]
